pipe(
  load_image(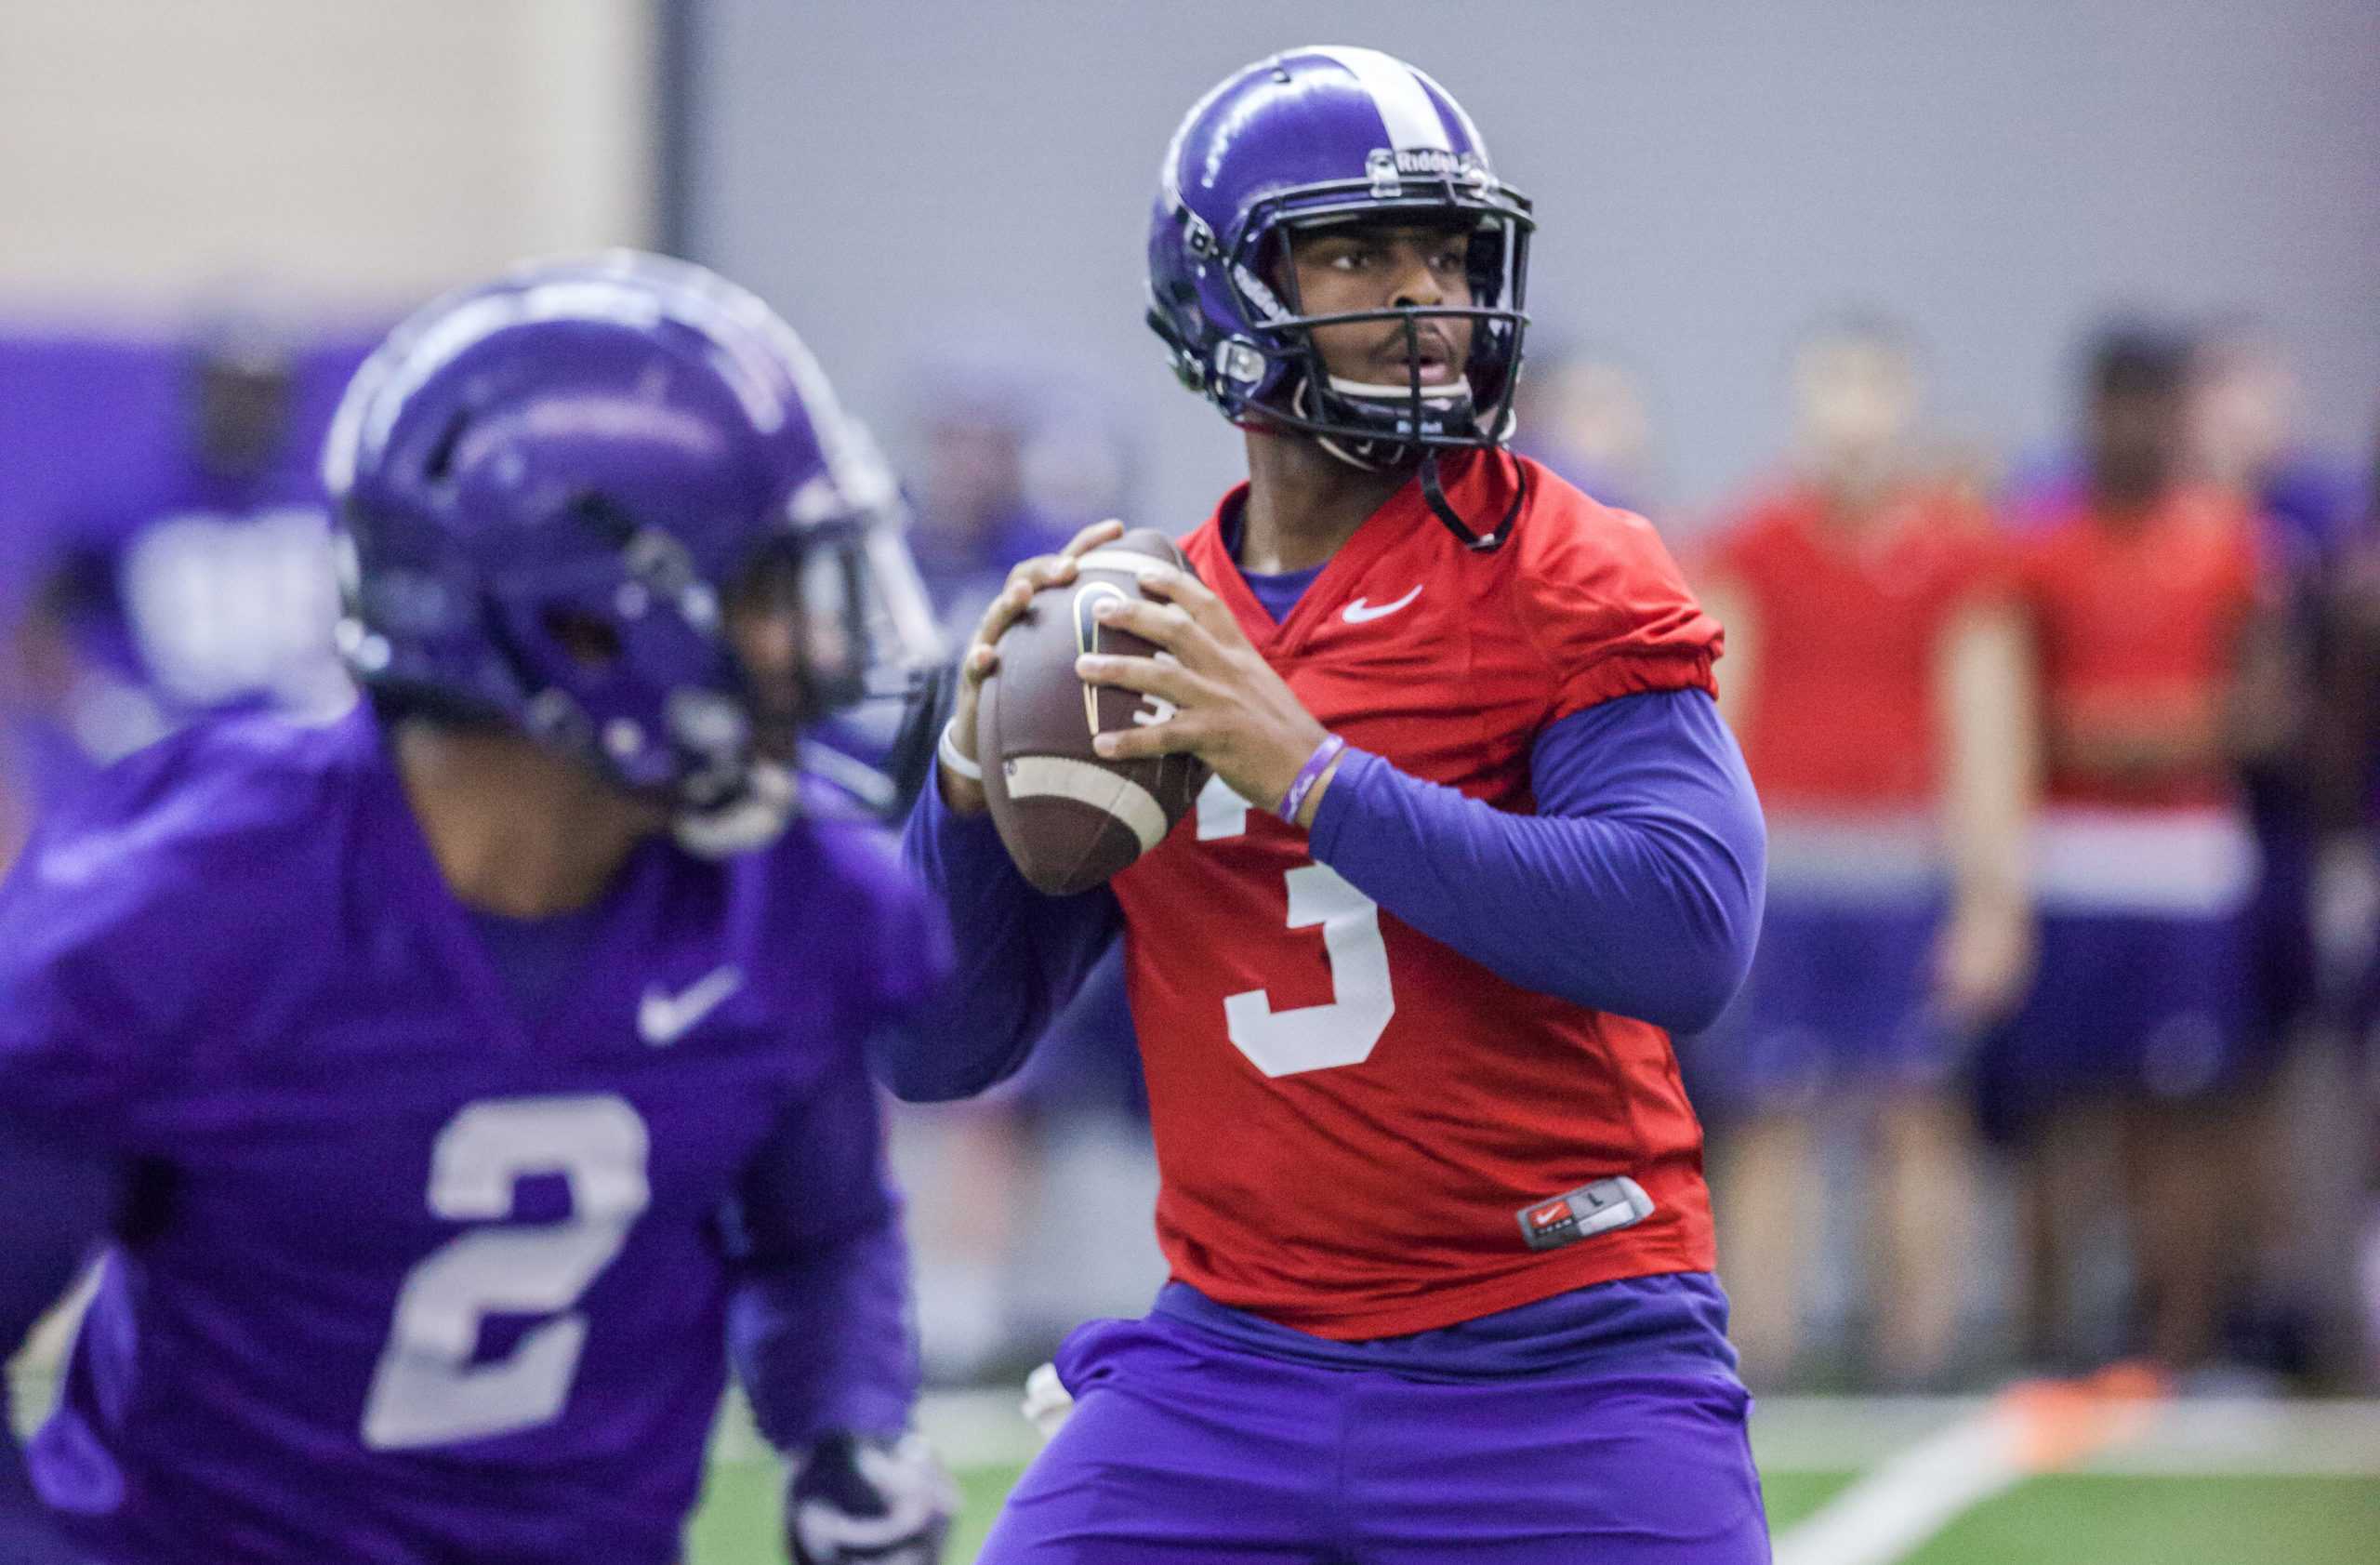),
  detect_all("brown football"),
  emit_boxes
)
[979,528,1212,895]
